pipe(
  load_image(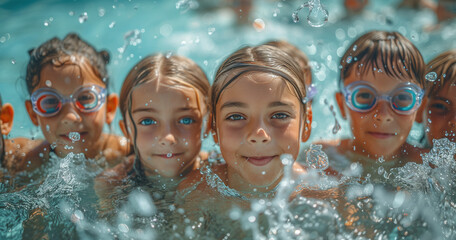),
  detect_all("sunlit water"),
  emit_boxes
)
[1,0,456,239]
